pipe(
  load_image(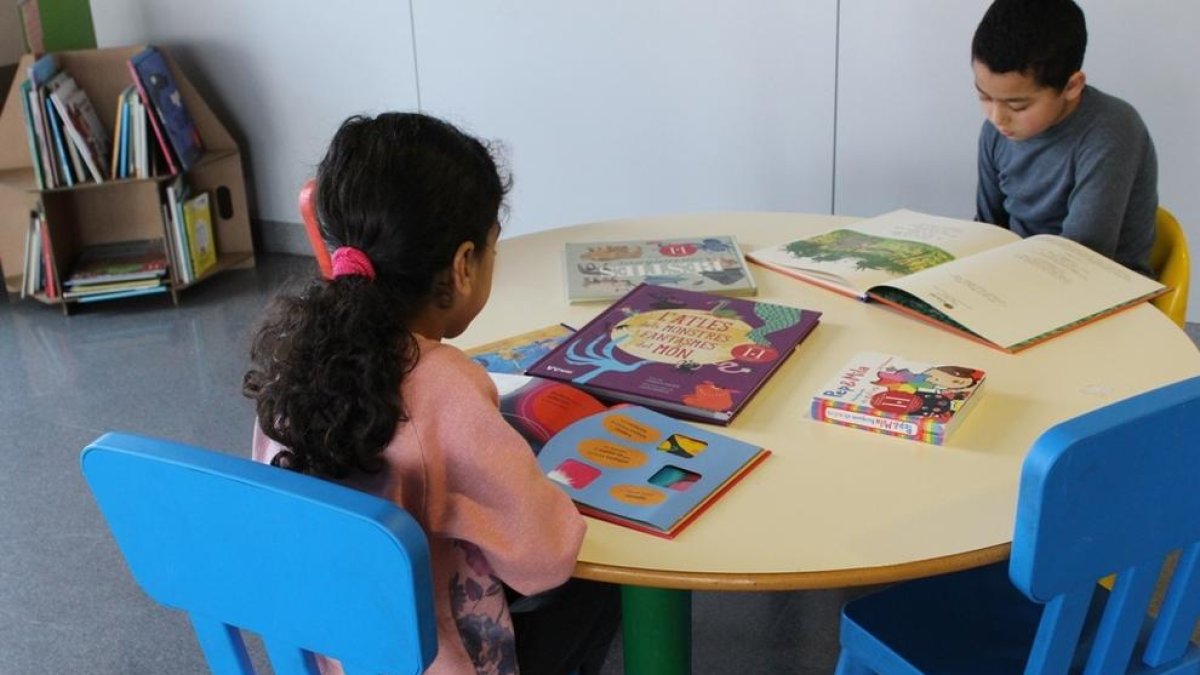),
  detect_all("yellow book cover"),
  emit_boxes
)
[183,191,217,278]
